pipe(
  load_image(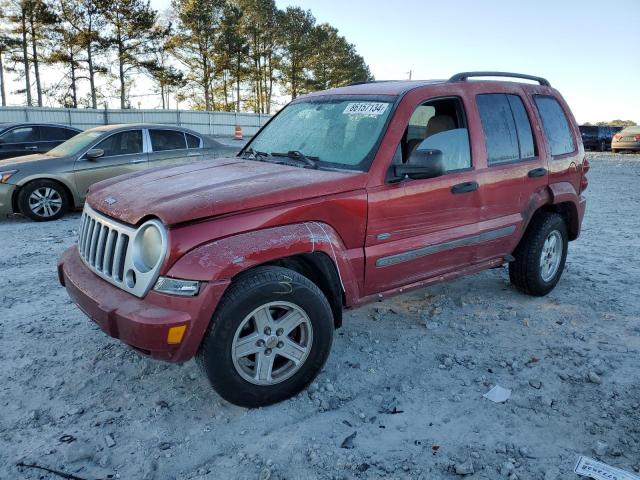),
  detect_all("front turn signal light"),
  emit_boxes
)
[167,325,187,345]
